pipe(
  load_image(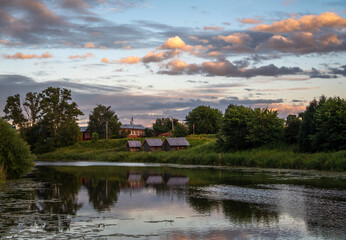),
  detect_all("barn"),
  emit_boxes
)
[127,140,141,152]
[142,139,163,152]
[163,137,190,151]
